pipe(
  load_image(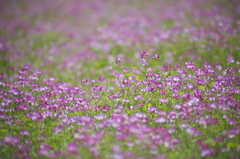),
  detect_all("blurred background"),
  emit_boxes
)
[0,0,239,85]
